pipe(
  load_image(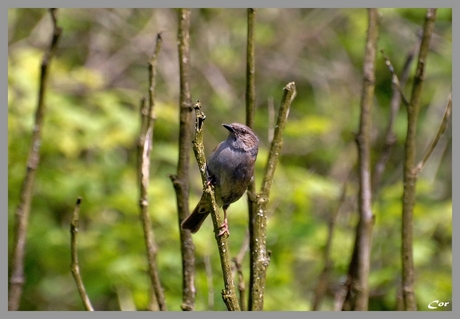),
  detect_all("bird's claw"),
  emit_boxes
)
[217,221,230,237]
